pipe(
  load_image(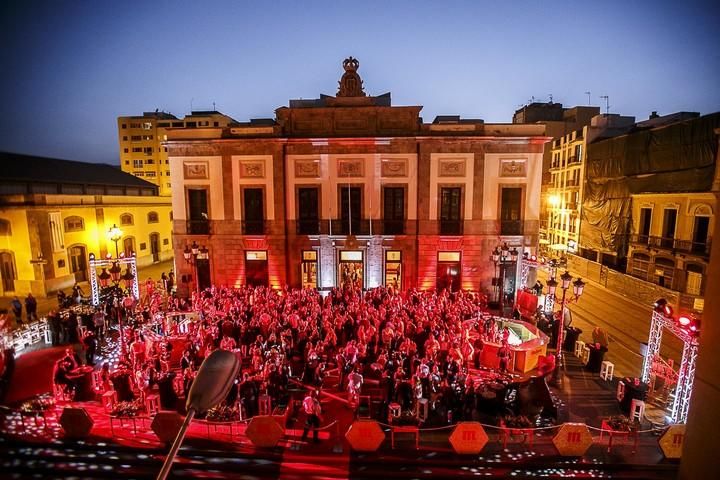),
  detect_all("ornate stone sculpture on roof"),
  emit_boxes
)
[337,57,366,97]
